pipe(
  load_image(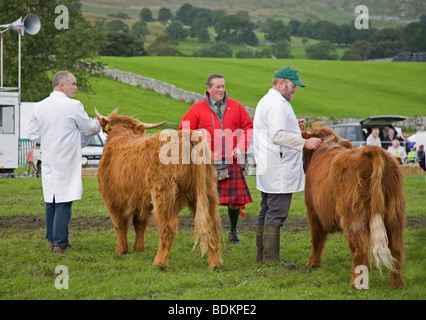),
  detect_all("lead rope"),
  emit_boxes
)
[220,223,228,258]
[82,136,91,148]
